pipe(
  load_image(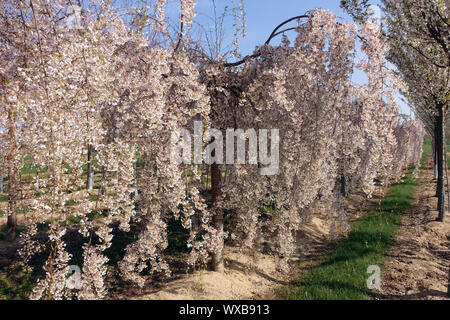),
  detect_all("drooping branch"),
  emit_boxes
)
[264,15,309,44]
[223,14,309,67]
